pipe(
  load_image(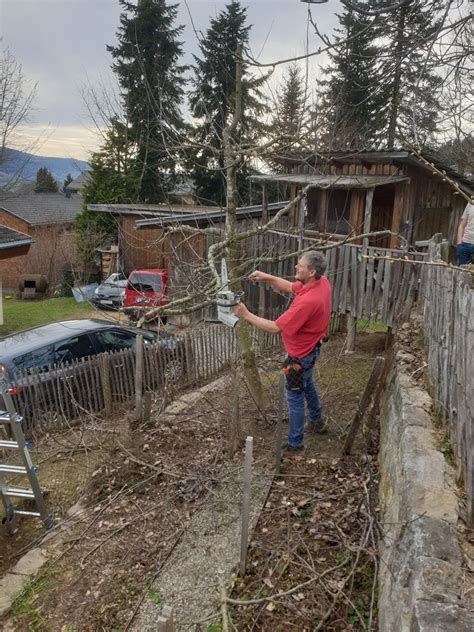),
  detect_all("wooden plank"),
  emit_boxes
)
[365,249,375,319]
[381,260,392,323]
[372,256,385,319]
[350,245,359,317]
[332,246,344,313]
[362,188,374,251]
[338,245,351,314]
[357,246,367,319]
[390,183,405,249]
